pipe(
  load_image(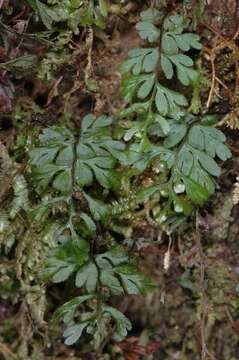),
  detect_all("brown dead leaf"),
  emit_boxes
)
[118,336,159,360]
